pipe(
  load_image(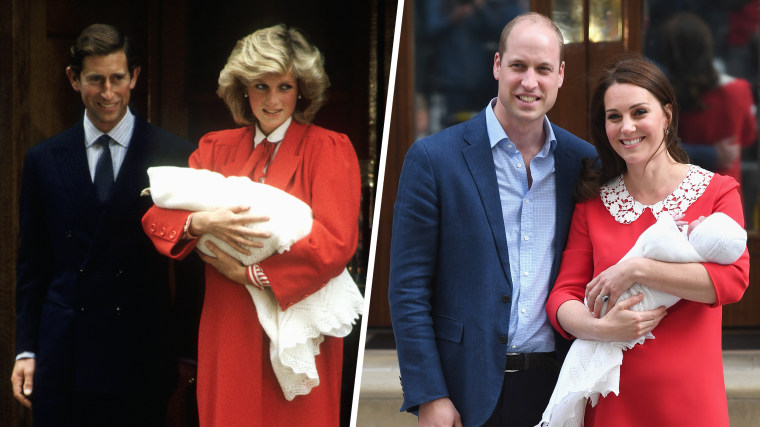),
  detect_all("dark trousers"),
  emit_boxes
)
[482,356,560,427]
[32,386,169,427]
